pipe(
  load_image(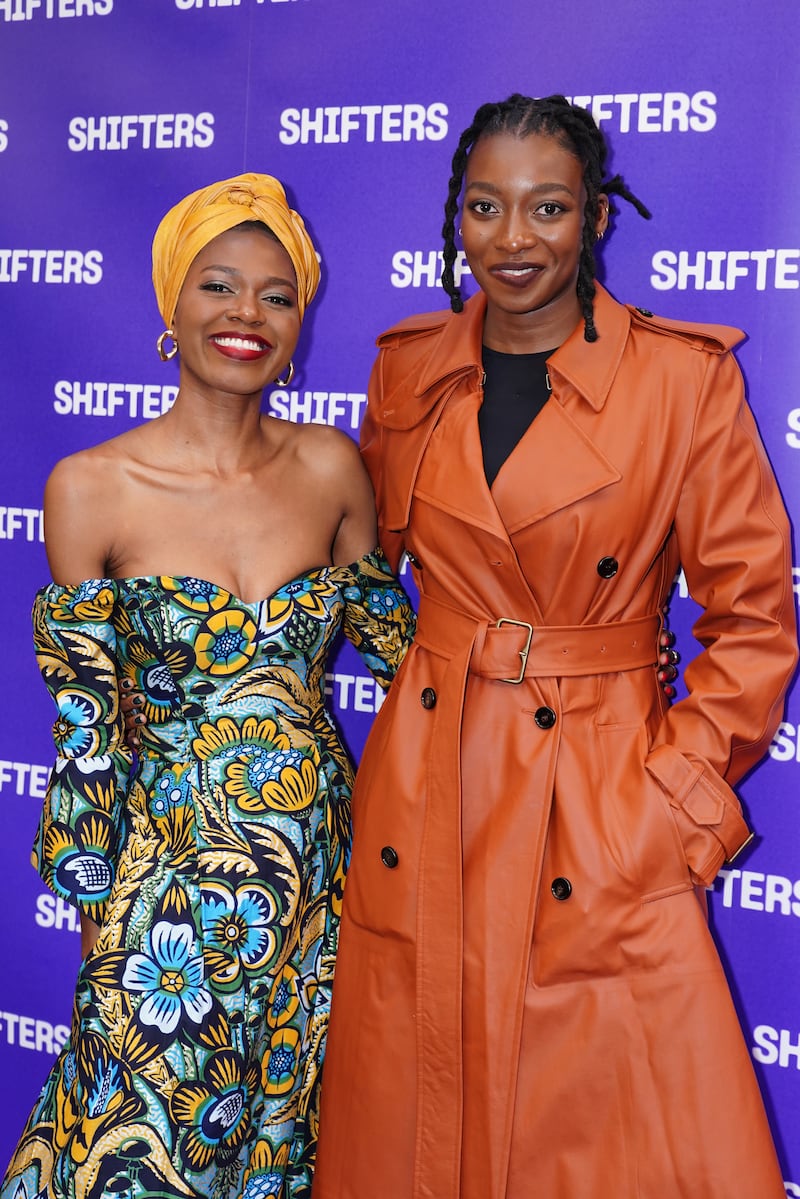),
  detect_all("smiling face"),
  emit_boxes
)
[172,225,301,401]
[461,131,607,351]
